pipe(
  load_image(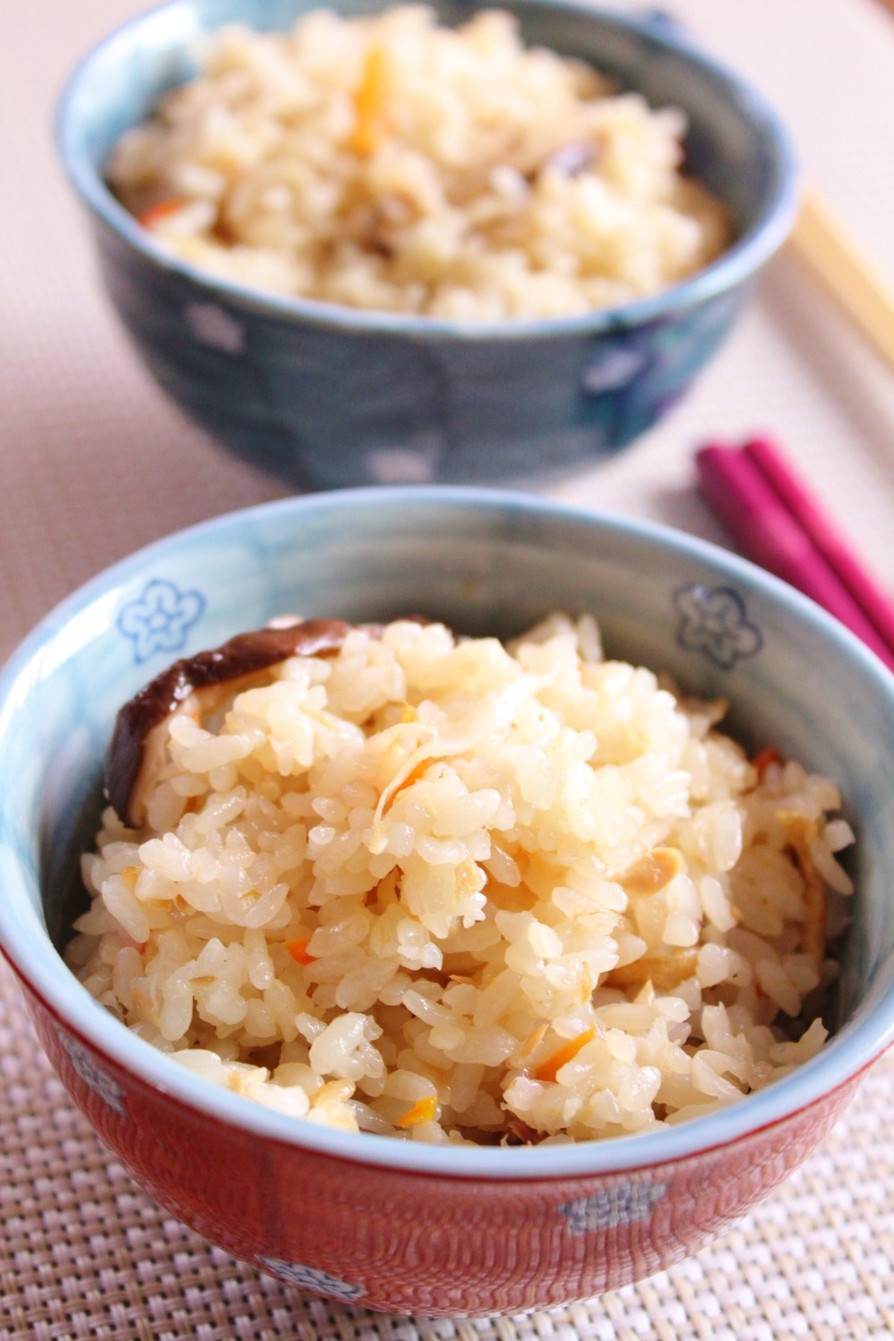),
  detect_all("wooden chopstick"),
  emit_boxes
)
[788,184,894,374]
